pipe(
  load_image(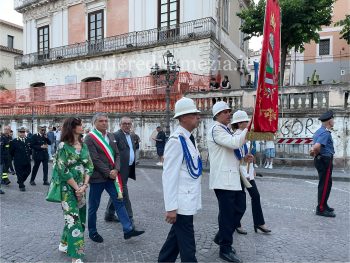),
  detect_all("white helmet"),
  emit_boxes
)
[173,97,200,119]
[212,101,231,118]
[231,110,250,124]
